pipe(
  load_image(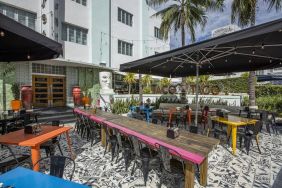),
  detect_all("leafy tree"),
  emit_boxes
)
[141,74,153,87]
[123,73,136,95]
[159,77,171,88]
[147,0,224,45]
[185,76,196,84]
[231,0,282,106]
